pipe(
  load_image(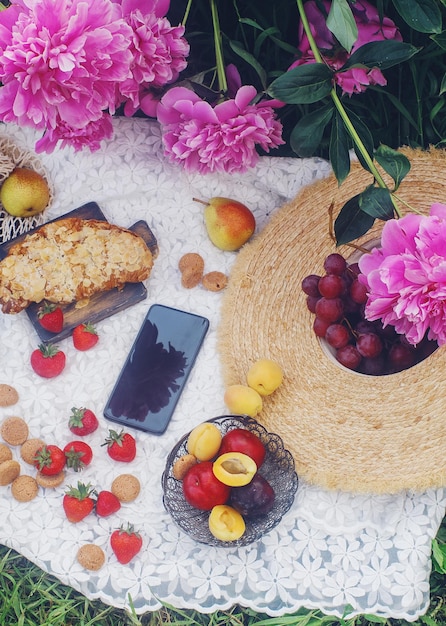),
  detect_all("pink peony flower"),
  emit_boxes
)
[0,0,133,136]
[156,85,285,174]
[35,114,114,153]
[358,204,446,346]
[117,0,189,114]
[290,0,402,95]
